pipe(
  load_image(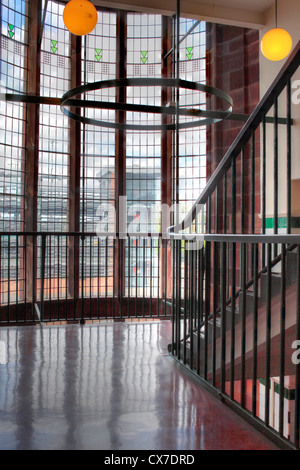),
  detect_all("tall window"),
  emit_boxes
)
[0,0,28,304]
[176,19,206,222]
[0,3,207,304]
[80,11,117,297]
[126,13,162,297]
[38,0,71,232]
[0,0,28,232]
